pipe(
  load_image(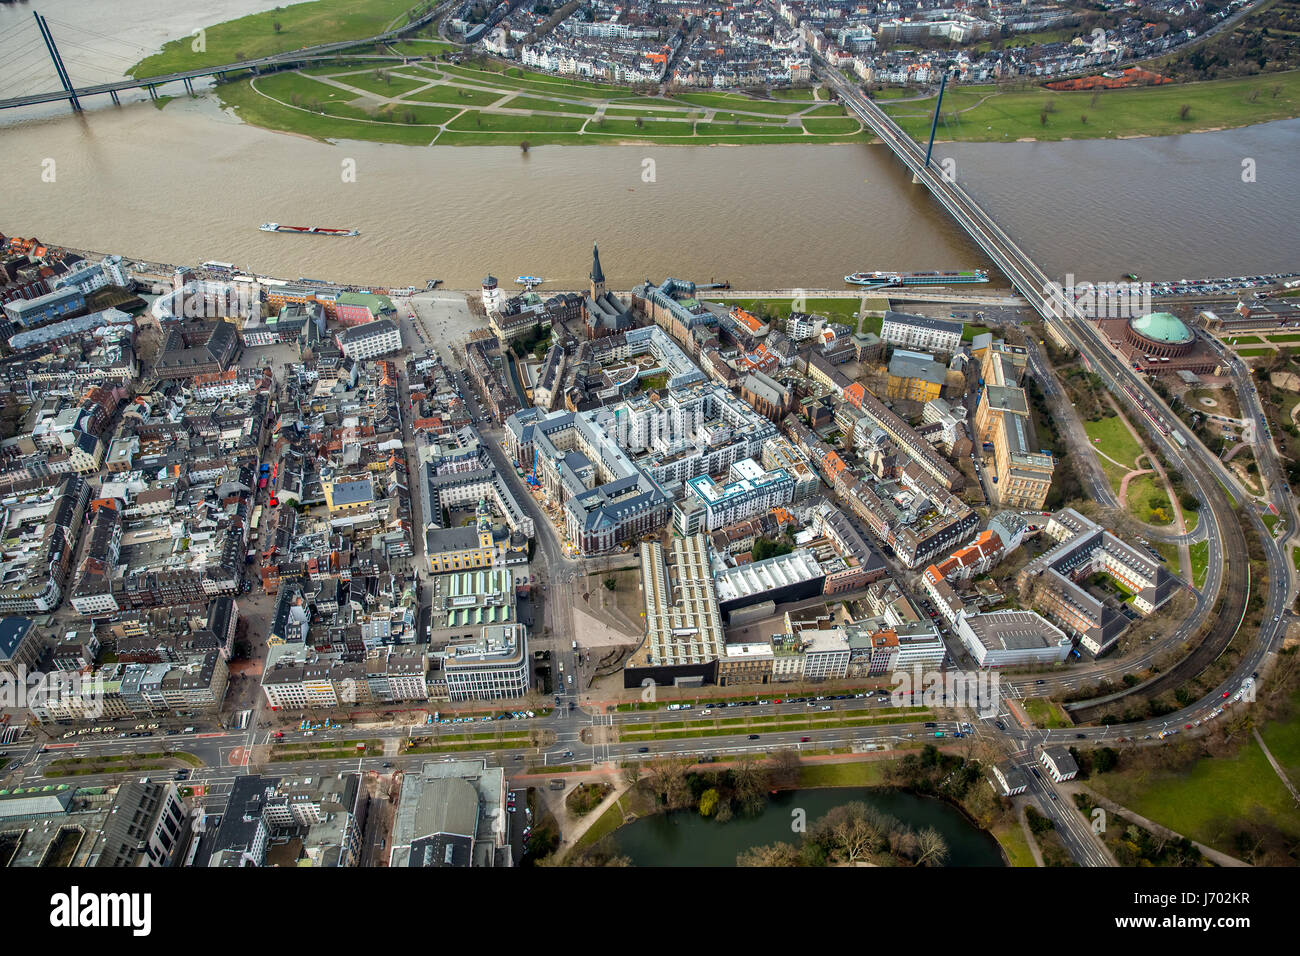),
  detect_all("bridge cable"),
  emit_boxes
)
[0,18,35,45]
[0,61,63,99]
[43,17,152,58]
